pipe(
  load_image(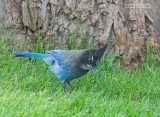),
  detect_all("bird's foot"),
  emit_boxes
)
[68,81,74,90]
